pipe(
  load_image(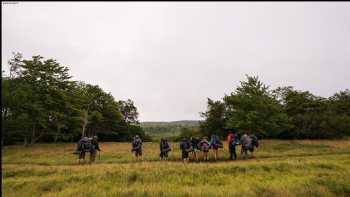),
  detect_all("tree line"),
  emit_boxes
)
[200,75,350,139]
[2,53,150,145]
